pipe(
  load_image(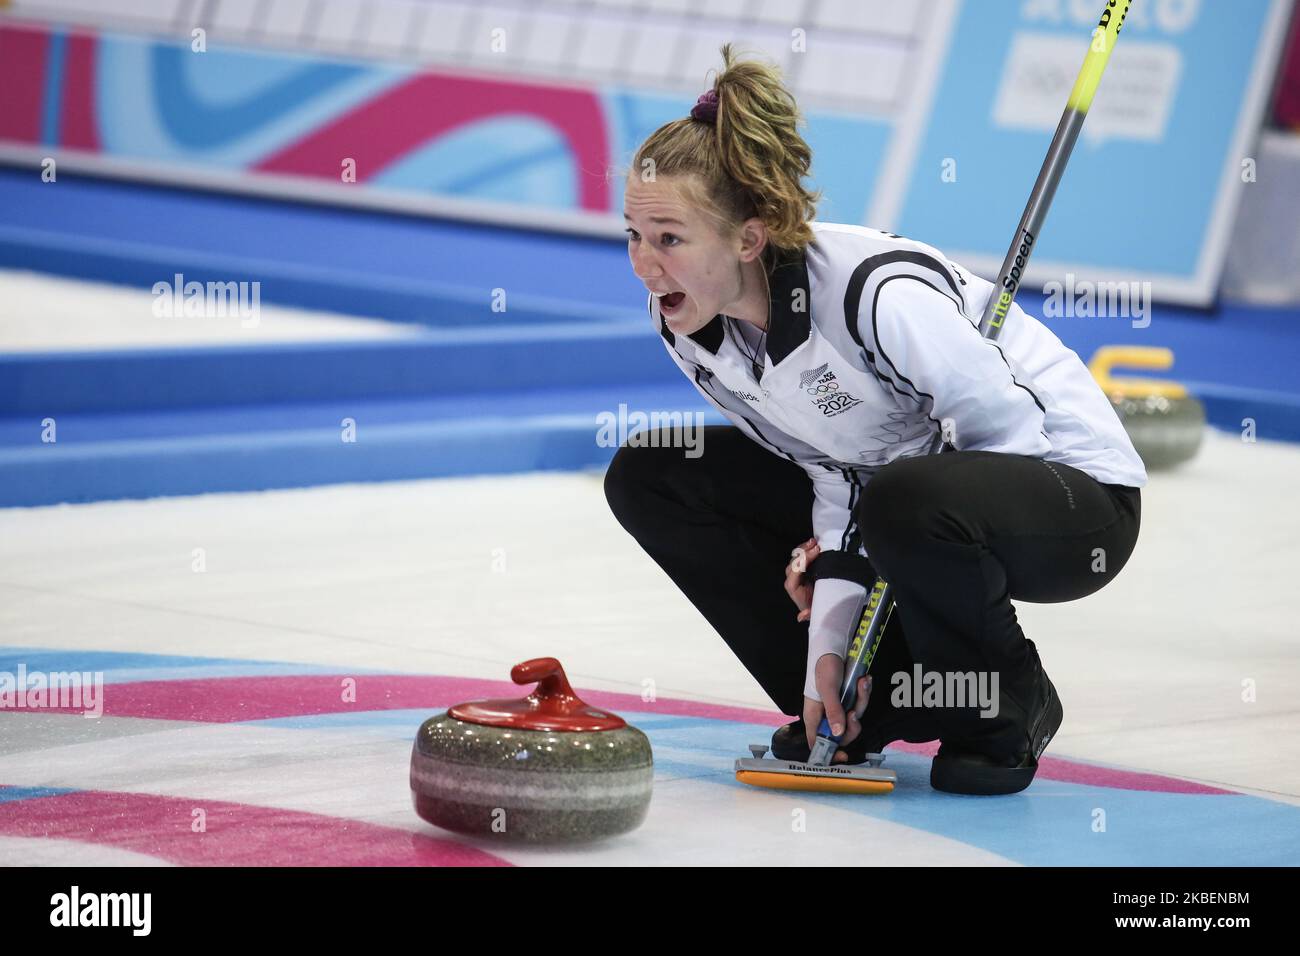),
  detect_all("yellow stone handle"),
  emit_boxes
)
[1088,346,1189,399]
